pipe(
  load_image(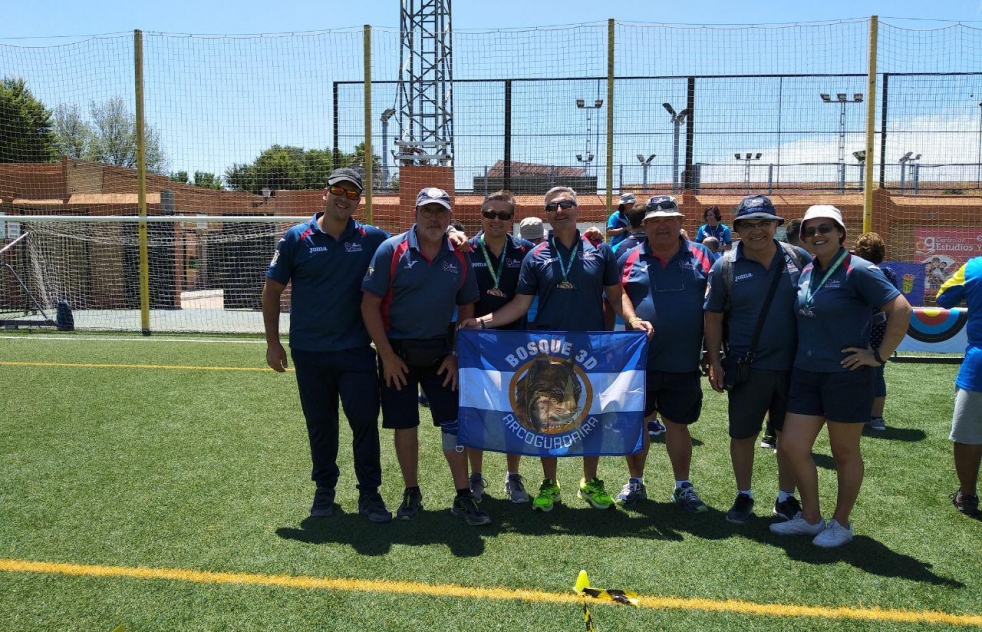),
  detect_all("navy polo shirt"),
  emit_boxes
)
[606,210,629,248]
[696,223,732,247]
[516,230,619,332]
[704,240,812,371]
[363,226,479,340]
[467,232,534,329]
[266,213,388,352]
[612,231,647,258]
[794,248,902,372]
[619,237,714,373]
